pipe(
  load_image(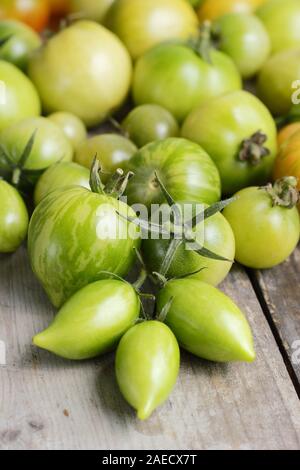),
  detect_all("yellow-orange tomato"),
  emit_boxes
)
[278,123,300,147]
[198,0,266,21]
[0,0,50,32]
[273,130,300,191]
